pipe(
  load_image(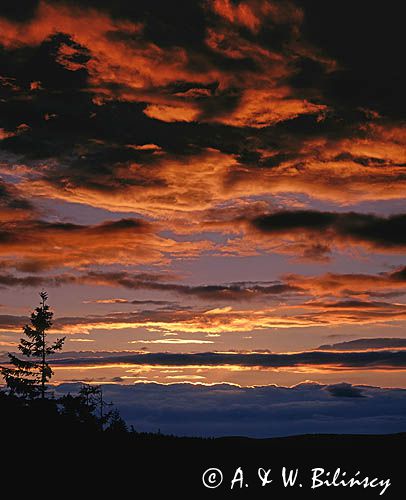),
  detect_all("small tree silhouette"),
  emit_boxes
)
[1,291,65,398]
[59,385,101,430]
[106,408,128,433]
[78,383,113,430]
